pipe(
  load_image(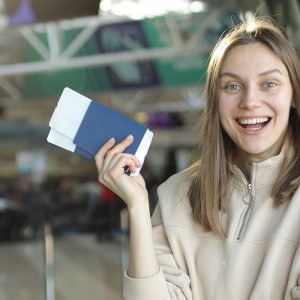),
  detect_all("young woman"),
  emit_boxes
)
[95,17,300,299]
